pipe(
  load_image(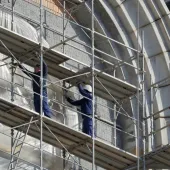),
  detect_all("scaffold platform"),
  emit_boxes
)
[0,97,137,170]
[0,26,138,101]
[144,144,170,169]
